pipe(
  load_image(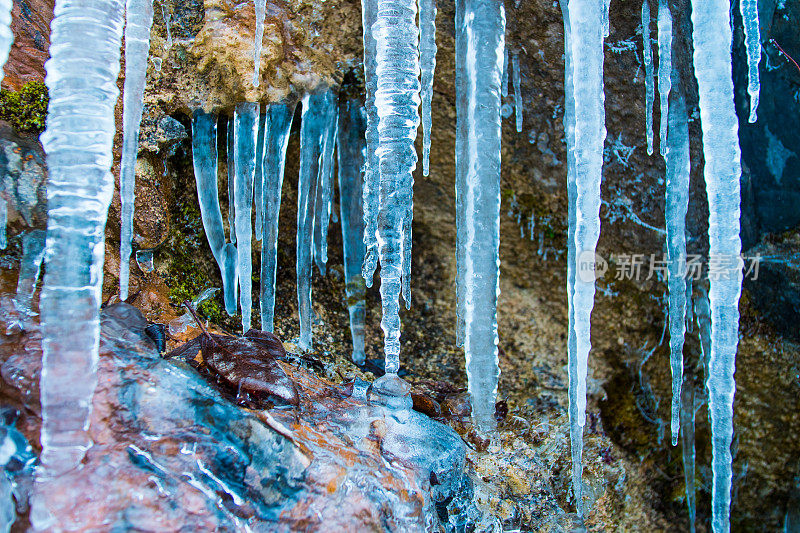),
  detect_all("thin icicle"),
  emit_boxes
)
[252,0,266,86]
[373,0,420,374]
[361,0,380,287]
[740,0,760,122]
[501,47,509,98]
[14,230,46,322]
[259,103,294,332]
[253,112,266,241]
[512,51,522,132]
[227,115,237,246]
[564,0,606,517]
[601,0,611,38]
[642,0,654,155]
[419,0,437,177]
[455,0,505,432]
[690,1,743,530]
[313,103,339,276]
[297,90,335,351]
[33,0,125,526]
[118,0,155,301]
[337,99,368,365]
[666,90,690,446]
[233,102,259,332]
[682,380,697,533]
[160,1,172,50]
[656,0,671,158]
[694,283,712,393]
[0,189,5,250]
